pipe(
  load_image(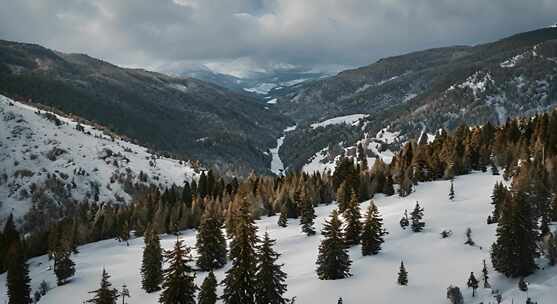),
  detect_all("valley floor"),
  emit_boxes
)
[1,172,557,303]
